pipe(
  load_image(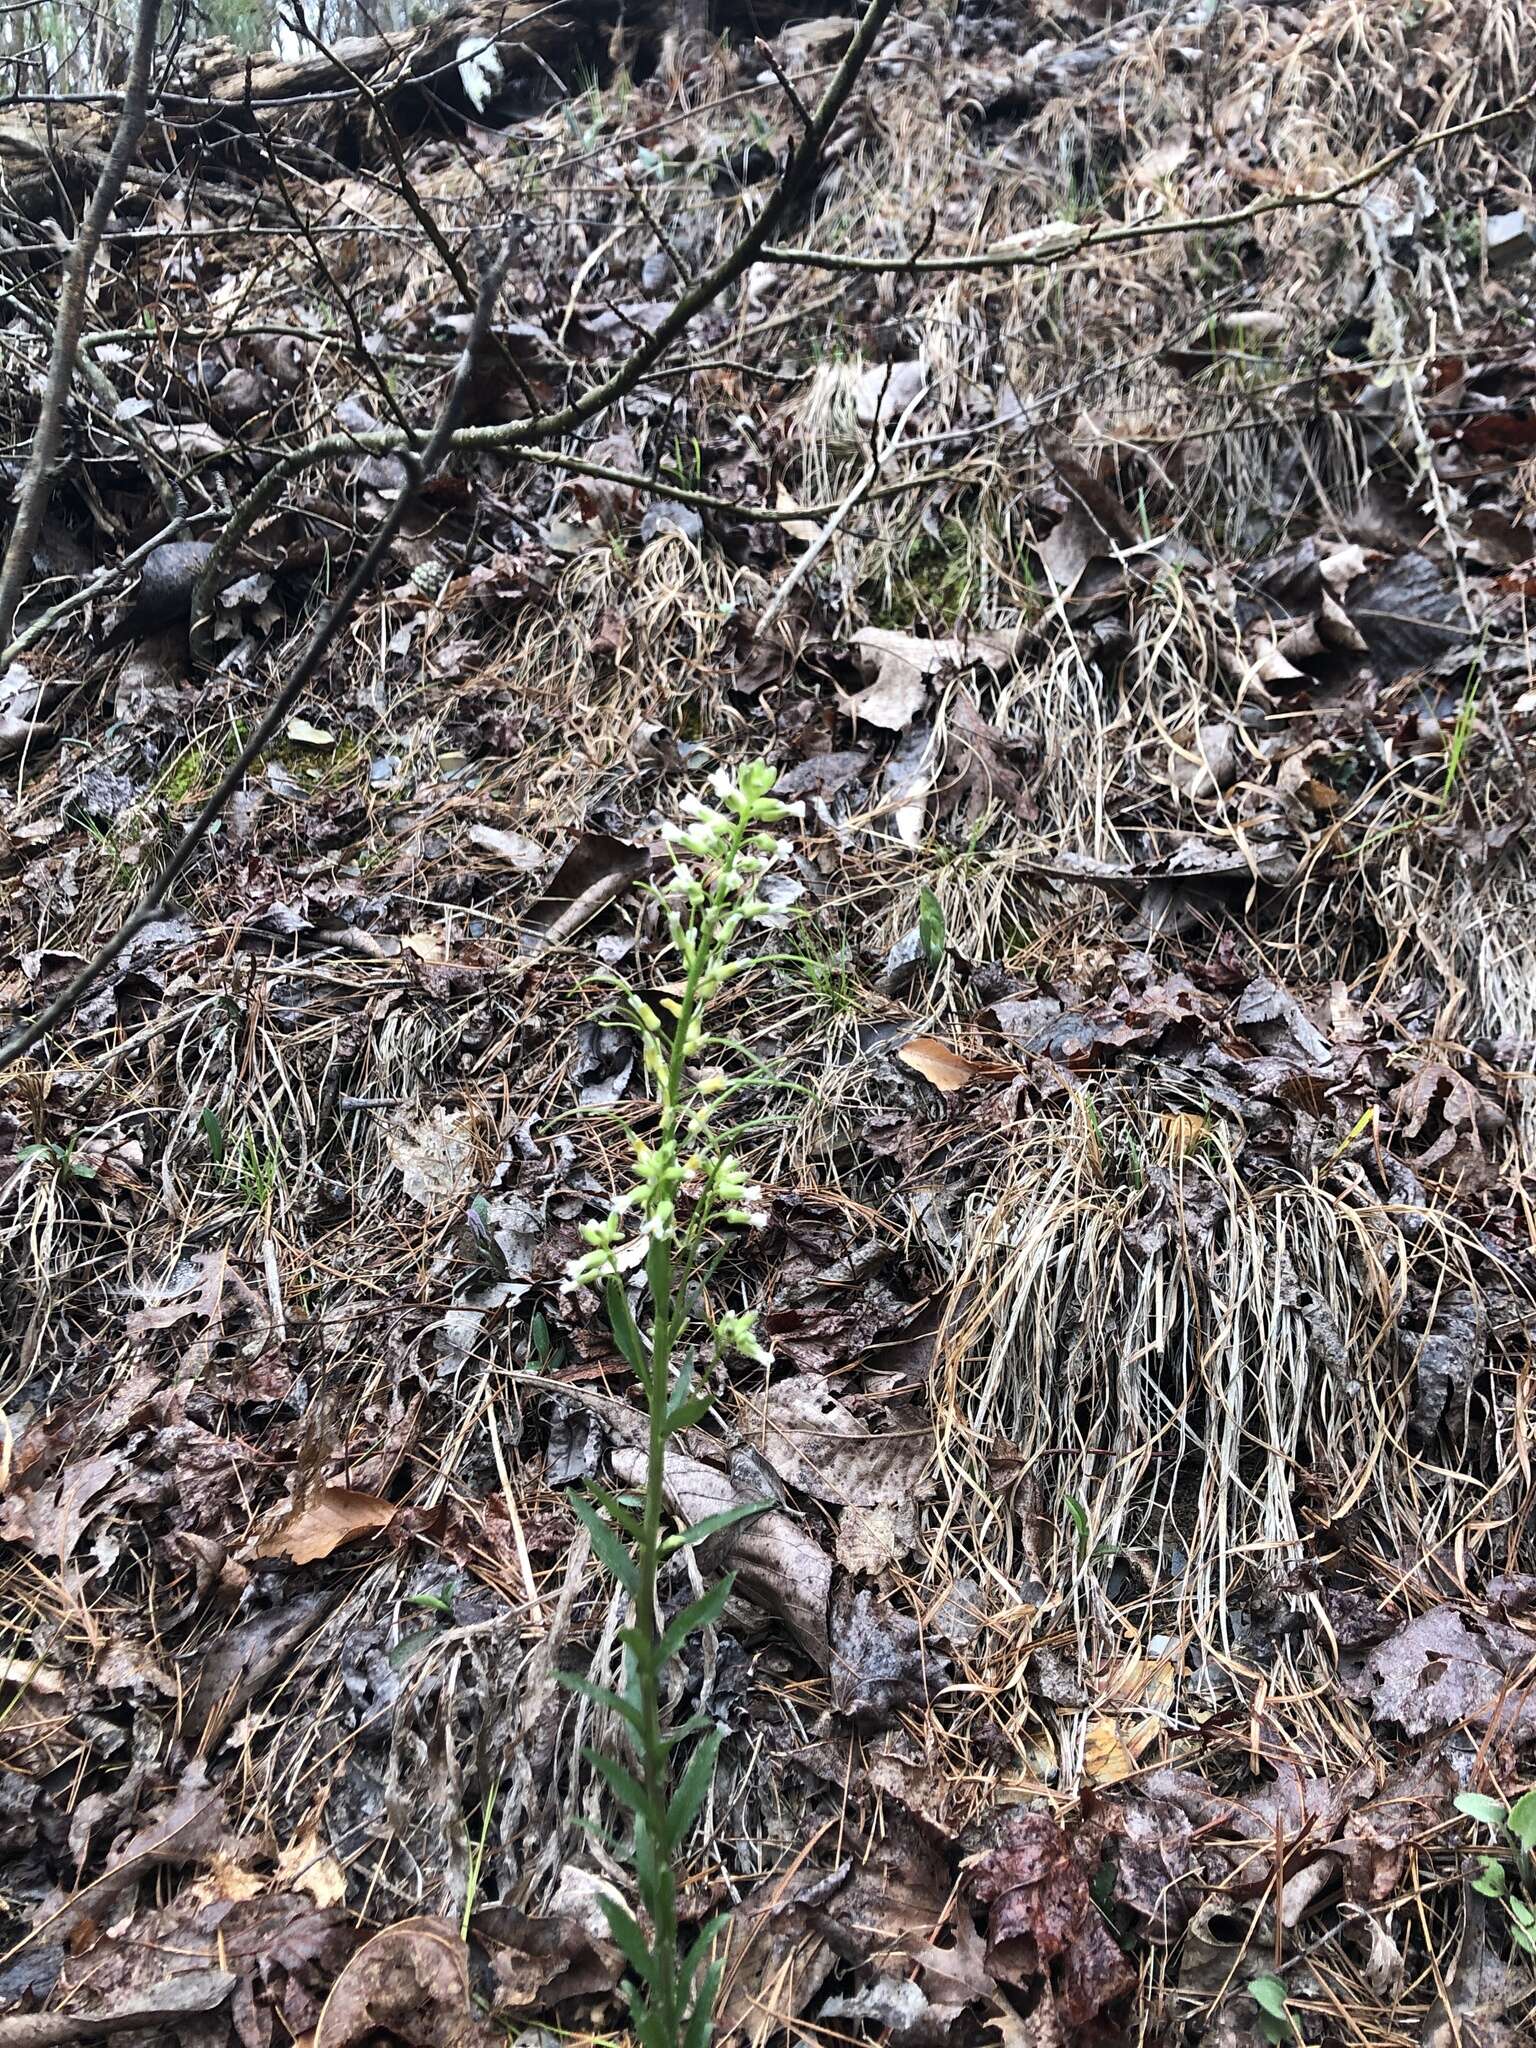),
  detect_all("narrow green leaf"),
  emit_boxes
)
[585,1746,655,1822]
[1455,1792,1509,1830]
[633,1814,664,1910]
[386,1626,438,1669]
[680,1912,729,1989]
[664,1394,715,1437]
[200,1106,225,1164]
[917,884,945,967]
[570,1493,639,1594]
[1506,1788,1536,1855]
[581,1479,645,1541]
[661,1712,717,1749]
[618,1624,661,1674]
[666,1728,723,1849]
[662,1499,774,1556]
[597,1894,659,1986]
[683,1955,727,2048]
[657,1577,733,1667]
[645,1232,673,1322]
[605,1278,651,1390]
[628,1984,672,2048]
[557,1670,645,1733]
[667,1356,697,1416]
